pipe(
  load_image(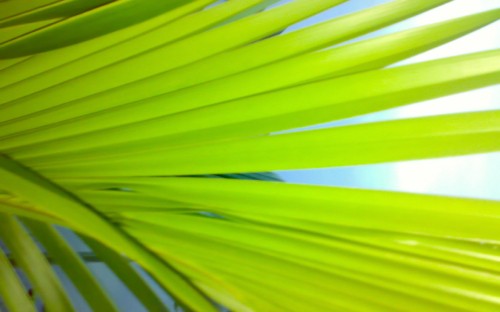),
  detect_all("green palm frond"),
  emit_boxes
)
[0,0,499,311]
